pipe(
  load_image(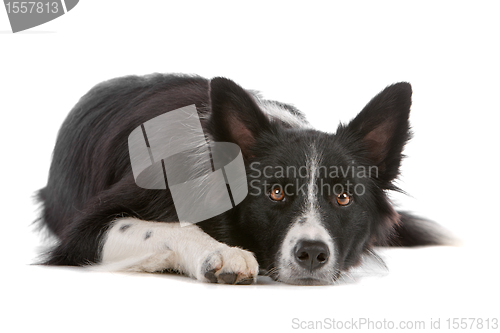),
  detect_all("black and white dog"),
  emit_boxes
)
[37,74,449,285]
